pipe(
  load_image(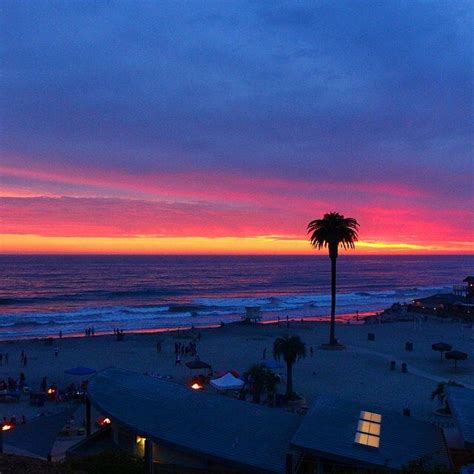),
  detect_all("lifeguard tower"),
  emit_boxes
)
[242,306,262,324]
